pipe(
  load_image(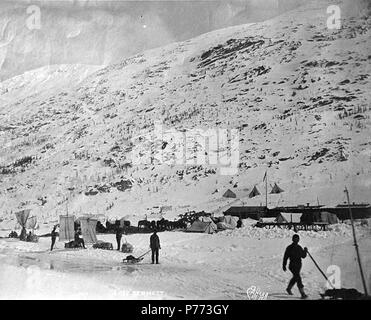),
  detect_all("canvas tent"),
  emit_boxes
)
[199,216,213,223]
[223,189,237,198]
[300,211,339,224]
[277,212,302,223]
[217,215,238,230]
[270,183,284,194]
[26,216,37,230]
[259,217,277,223]
[320,211,339,224]
[15,209,31,240]
[80,217,98,244]
[249,186,261,198]
[15,209,31,227]
[59,215,75,242]
[187,220,217,234]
